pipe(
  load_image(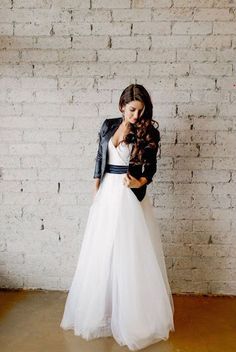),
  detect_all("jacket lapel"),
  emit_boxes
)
[104,117,123,144]
[101,118,123,174]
